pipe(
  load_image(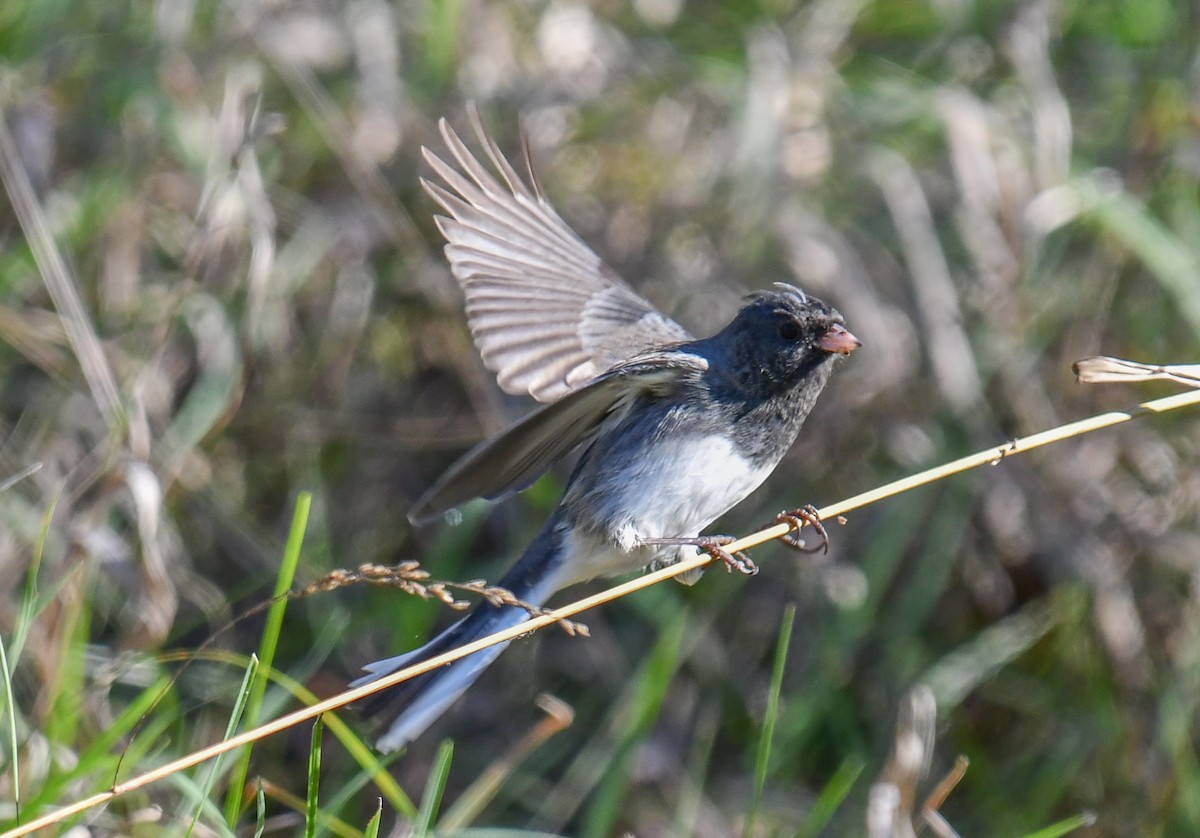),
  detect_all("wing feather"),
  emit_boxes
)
[423,105,692,403]
[409,352,708,522]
